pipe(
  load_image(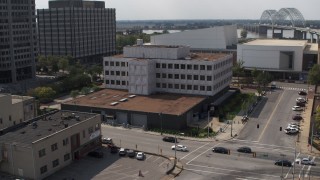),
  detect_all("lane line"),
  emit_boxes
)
[180,142,211,160]
[152,156,161,163]
[231,139,295,150]
[304,156,315,177]
[146,155,153,160]
[186,143,220,164]
[258,90,286,142]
